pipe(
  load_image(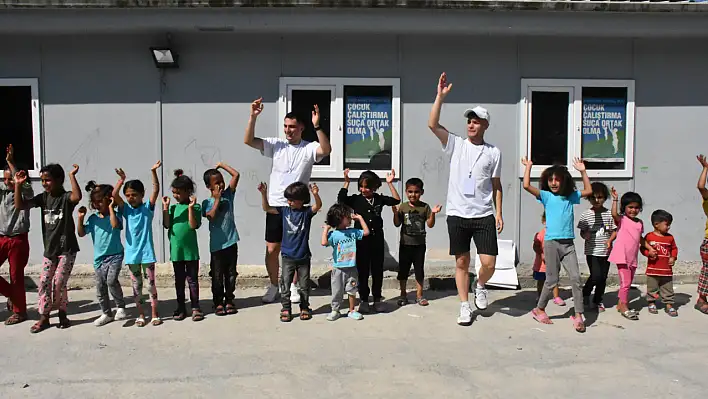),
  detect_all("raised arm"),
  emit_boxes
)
[204,187,221,221]
[342,169,351,191]
[385,169,401,201]
[13,171,29,210]
[217,162,240,192]
[162,196,171,230]
[521,157,541,198]
[573,158,593,197]
[698,154,708,200]
[427,72,452,147]
[427,204,442,229]
[353,213,370,237]
[244,98,265,151]
[150,160,162,207]
[77,206,87,237]
[610,187,621,224]
[312,105,332,157]
[257,182,278,214]
[188,196,199,230]
[68,164,82,204]
[310,183,322,213]
[321,225,330,247]
[109,198,120,229]
[5,145,17,177]
[112,168,126,208]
